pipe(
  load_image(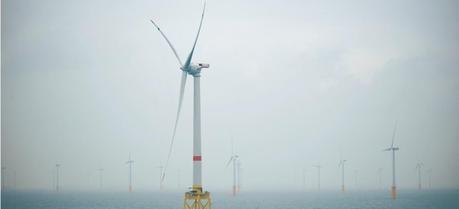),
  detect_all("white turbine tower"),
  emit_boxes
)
[415,163,423,190]
[427,168,432,189]
[302,168,306,191]
[339,160,347,192]
[237,158,242,193]
[126,153,134,192]
[384,120,400,200]
[150,1,211,208]
[226,154,239,196]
